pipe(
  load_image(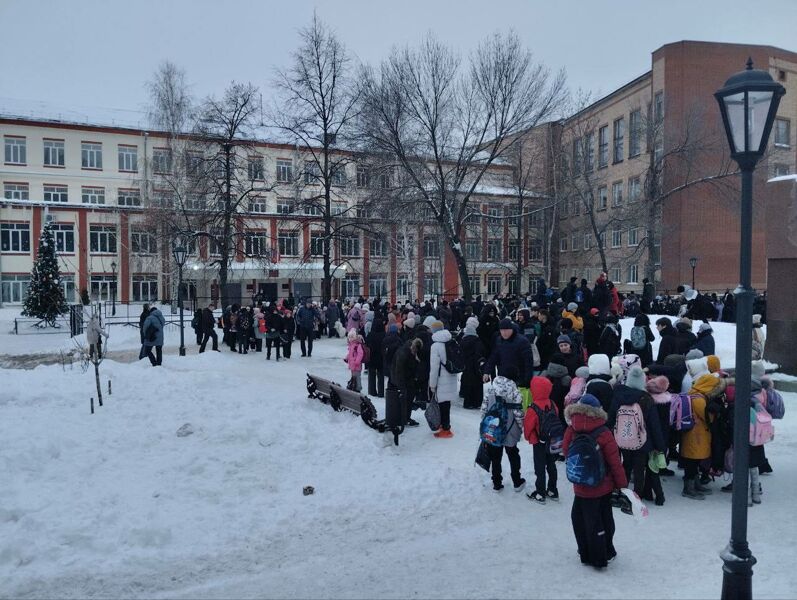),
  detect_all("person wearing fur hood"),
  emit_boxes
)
[429,320,456,438]
[681,374,727,499]
[523,376,560,502]
[481,366,525,492]
[563,394,628,569]
[344,329,366,392]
